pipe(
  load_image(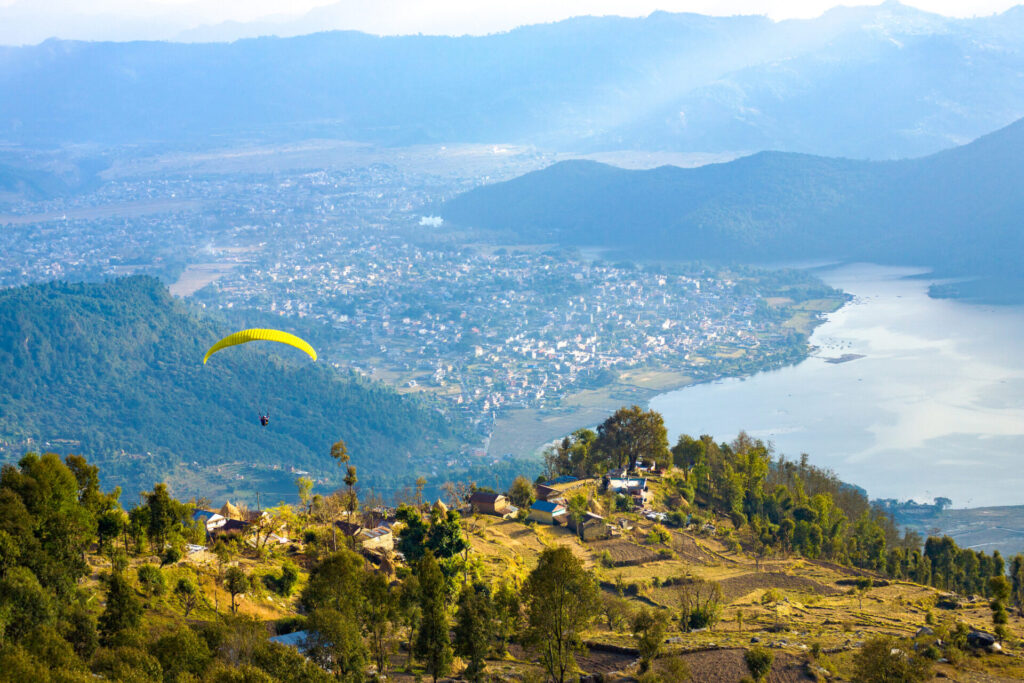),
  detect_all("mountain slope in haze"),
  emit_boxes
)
[441,117,1024,299]
[0,276,470,495]
[2,4,1024,158]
